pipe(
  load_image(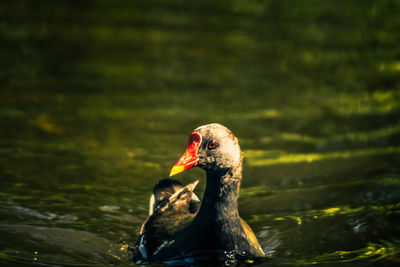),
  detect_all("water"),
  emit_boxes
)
[1,0,400,266]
